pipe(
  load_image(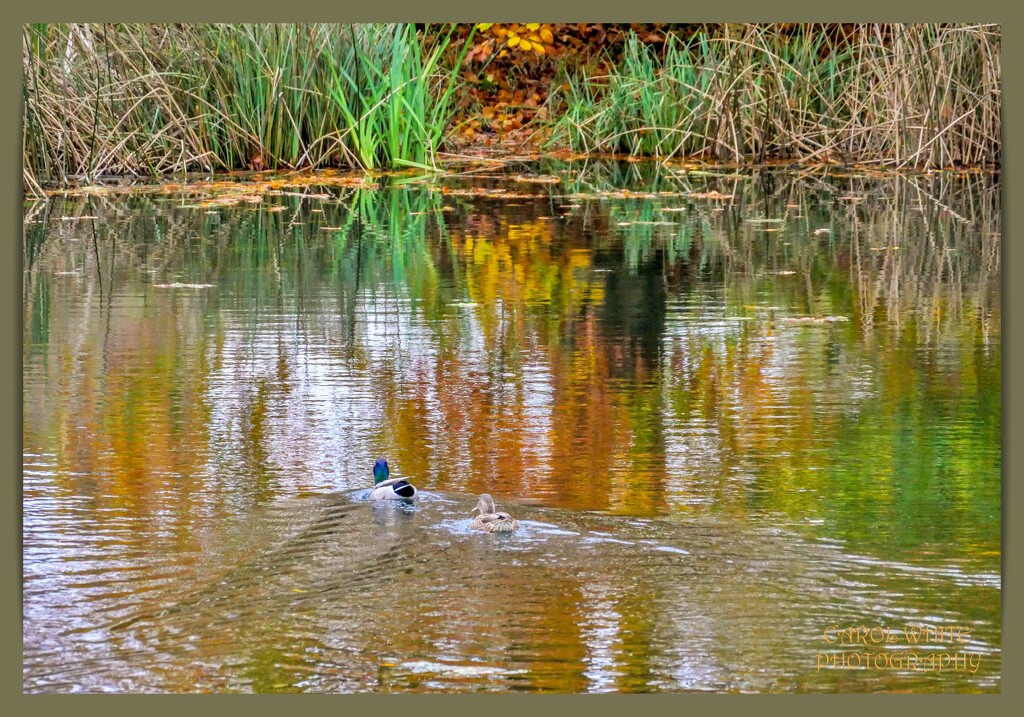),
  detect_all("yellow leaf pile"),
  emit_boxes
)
[472,23,556,59]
